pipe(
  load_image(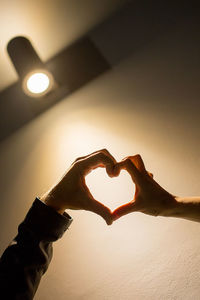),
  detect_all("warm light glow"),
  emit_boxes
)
[22,69,54,97]
[53,120,135,211]
[86,168,135,211]
[27,72,50,94]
